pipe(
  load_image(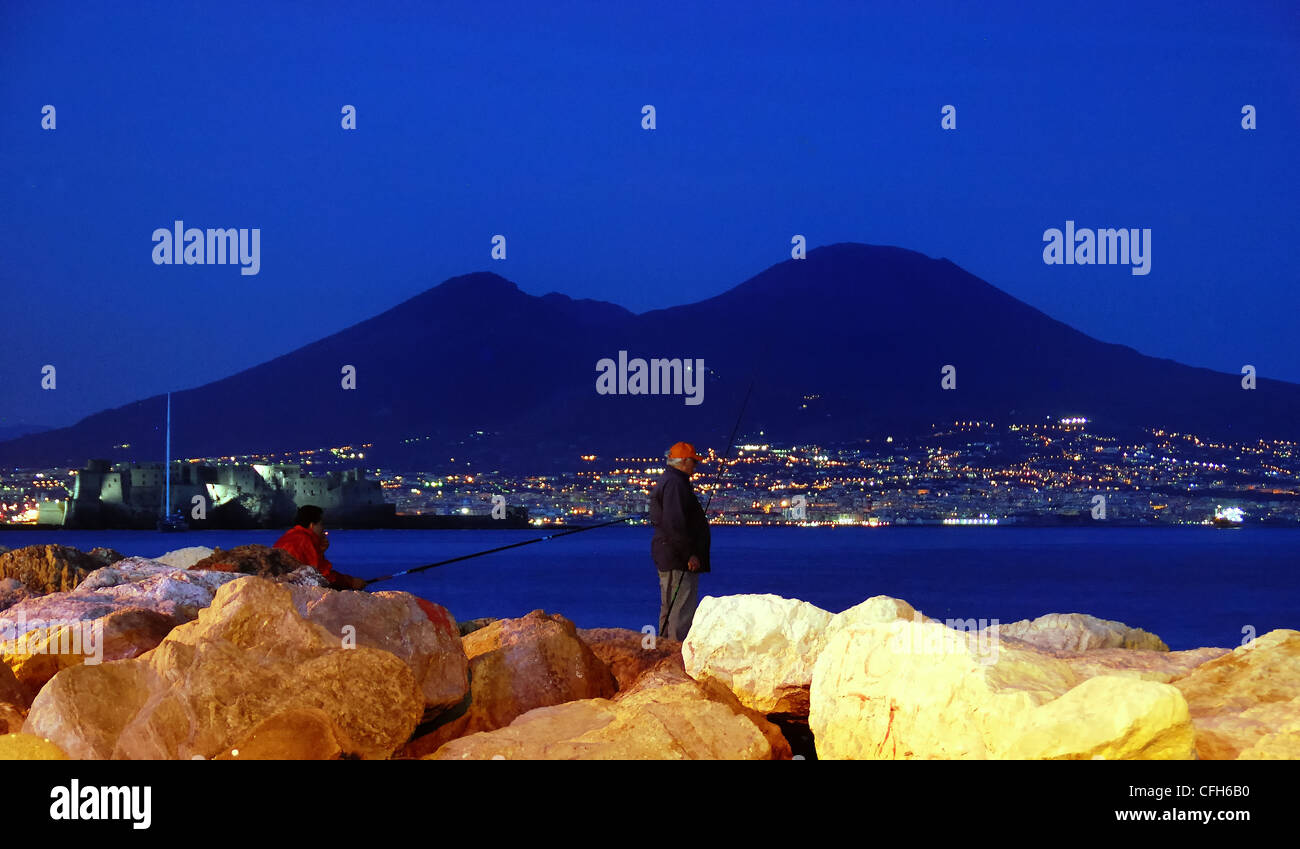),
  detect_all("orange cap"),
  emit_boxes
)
[667,442,705,461]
